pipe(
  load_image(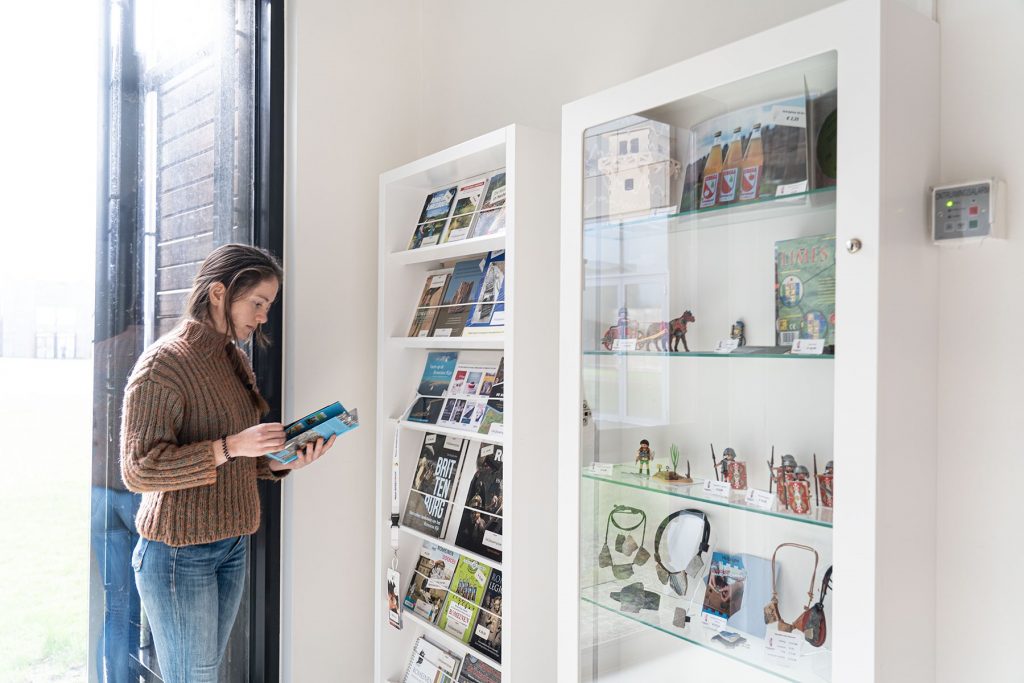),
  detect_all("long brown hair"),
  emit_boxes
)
[184,244,283,416]
[185,244,283,347]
